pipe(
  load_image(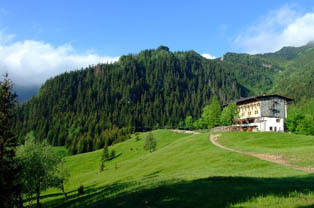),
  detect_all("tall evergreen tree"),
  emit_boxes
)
[0,73,21,207]
[100,143,109,172]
